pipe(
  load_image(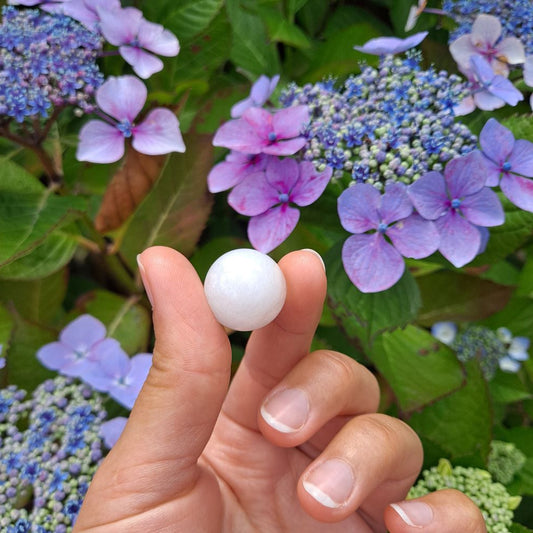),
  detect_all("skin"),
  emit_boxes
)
[74,246,486,533]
